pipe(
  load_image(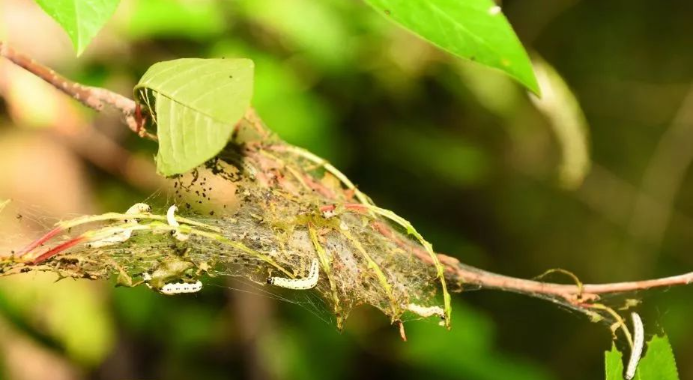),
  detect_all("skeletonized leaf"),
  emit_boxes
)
[134,59,254,176]
[364,0,539,94]
[34,0,121,55]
